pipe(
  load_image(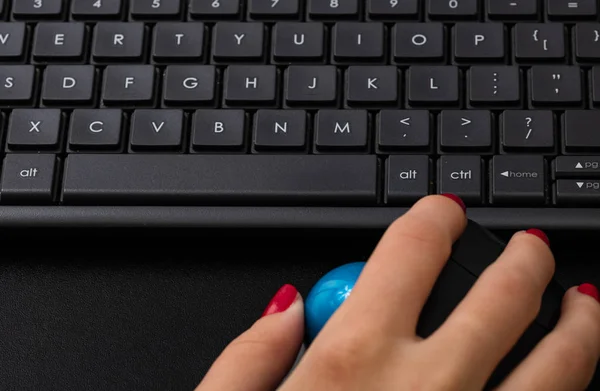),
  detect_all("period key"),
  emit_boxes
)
[438,156,482,205]
[385,155,431,204]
